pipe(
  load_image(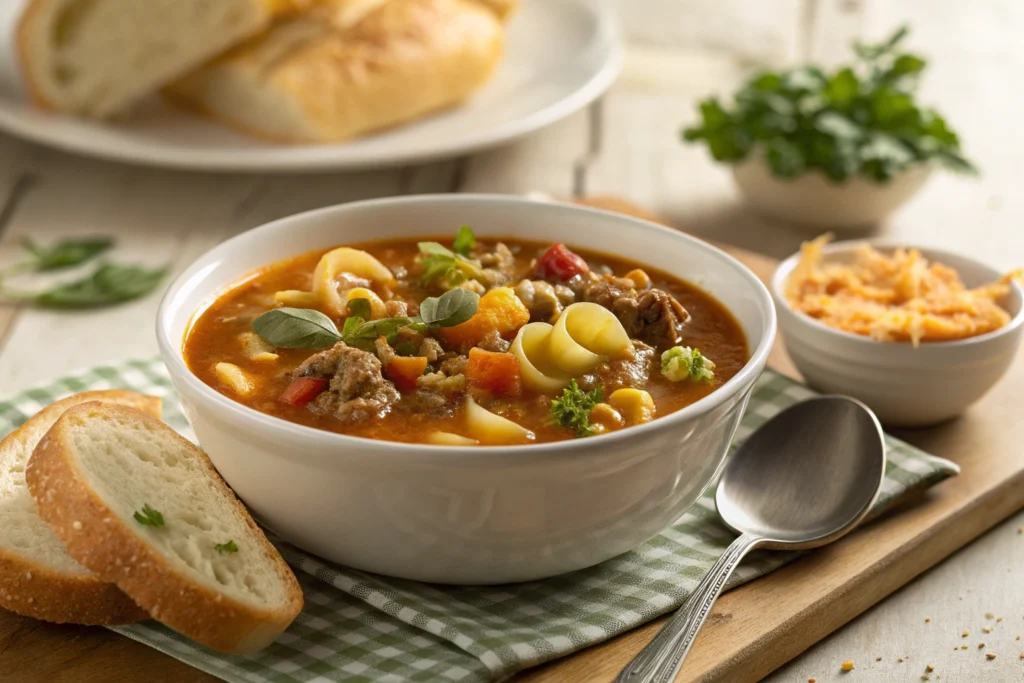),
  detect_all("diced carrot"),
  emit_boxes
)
[466,348,522,397]
[439,287,530,350]
[279,377,328,407]
[386,356,429,392]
